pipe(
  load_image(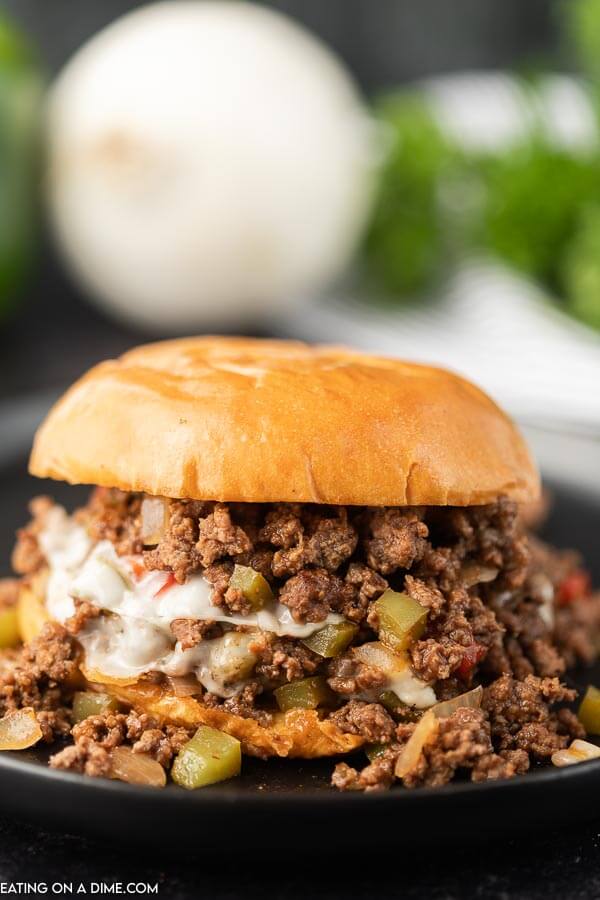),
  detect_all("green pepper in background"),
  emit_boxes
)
[361,70,600,335]
[362,92,464,298]
[561,205,600,330]
[480,136,600,291]
[0,13,42,320]
[568,0,600,89]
